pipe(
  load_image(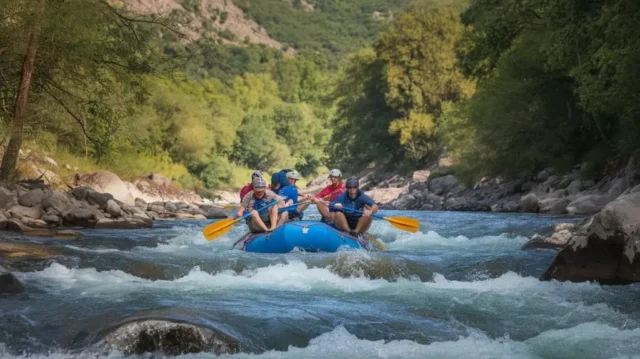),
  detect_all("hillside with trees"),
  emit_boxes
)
[1,0,639,196]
